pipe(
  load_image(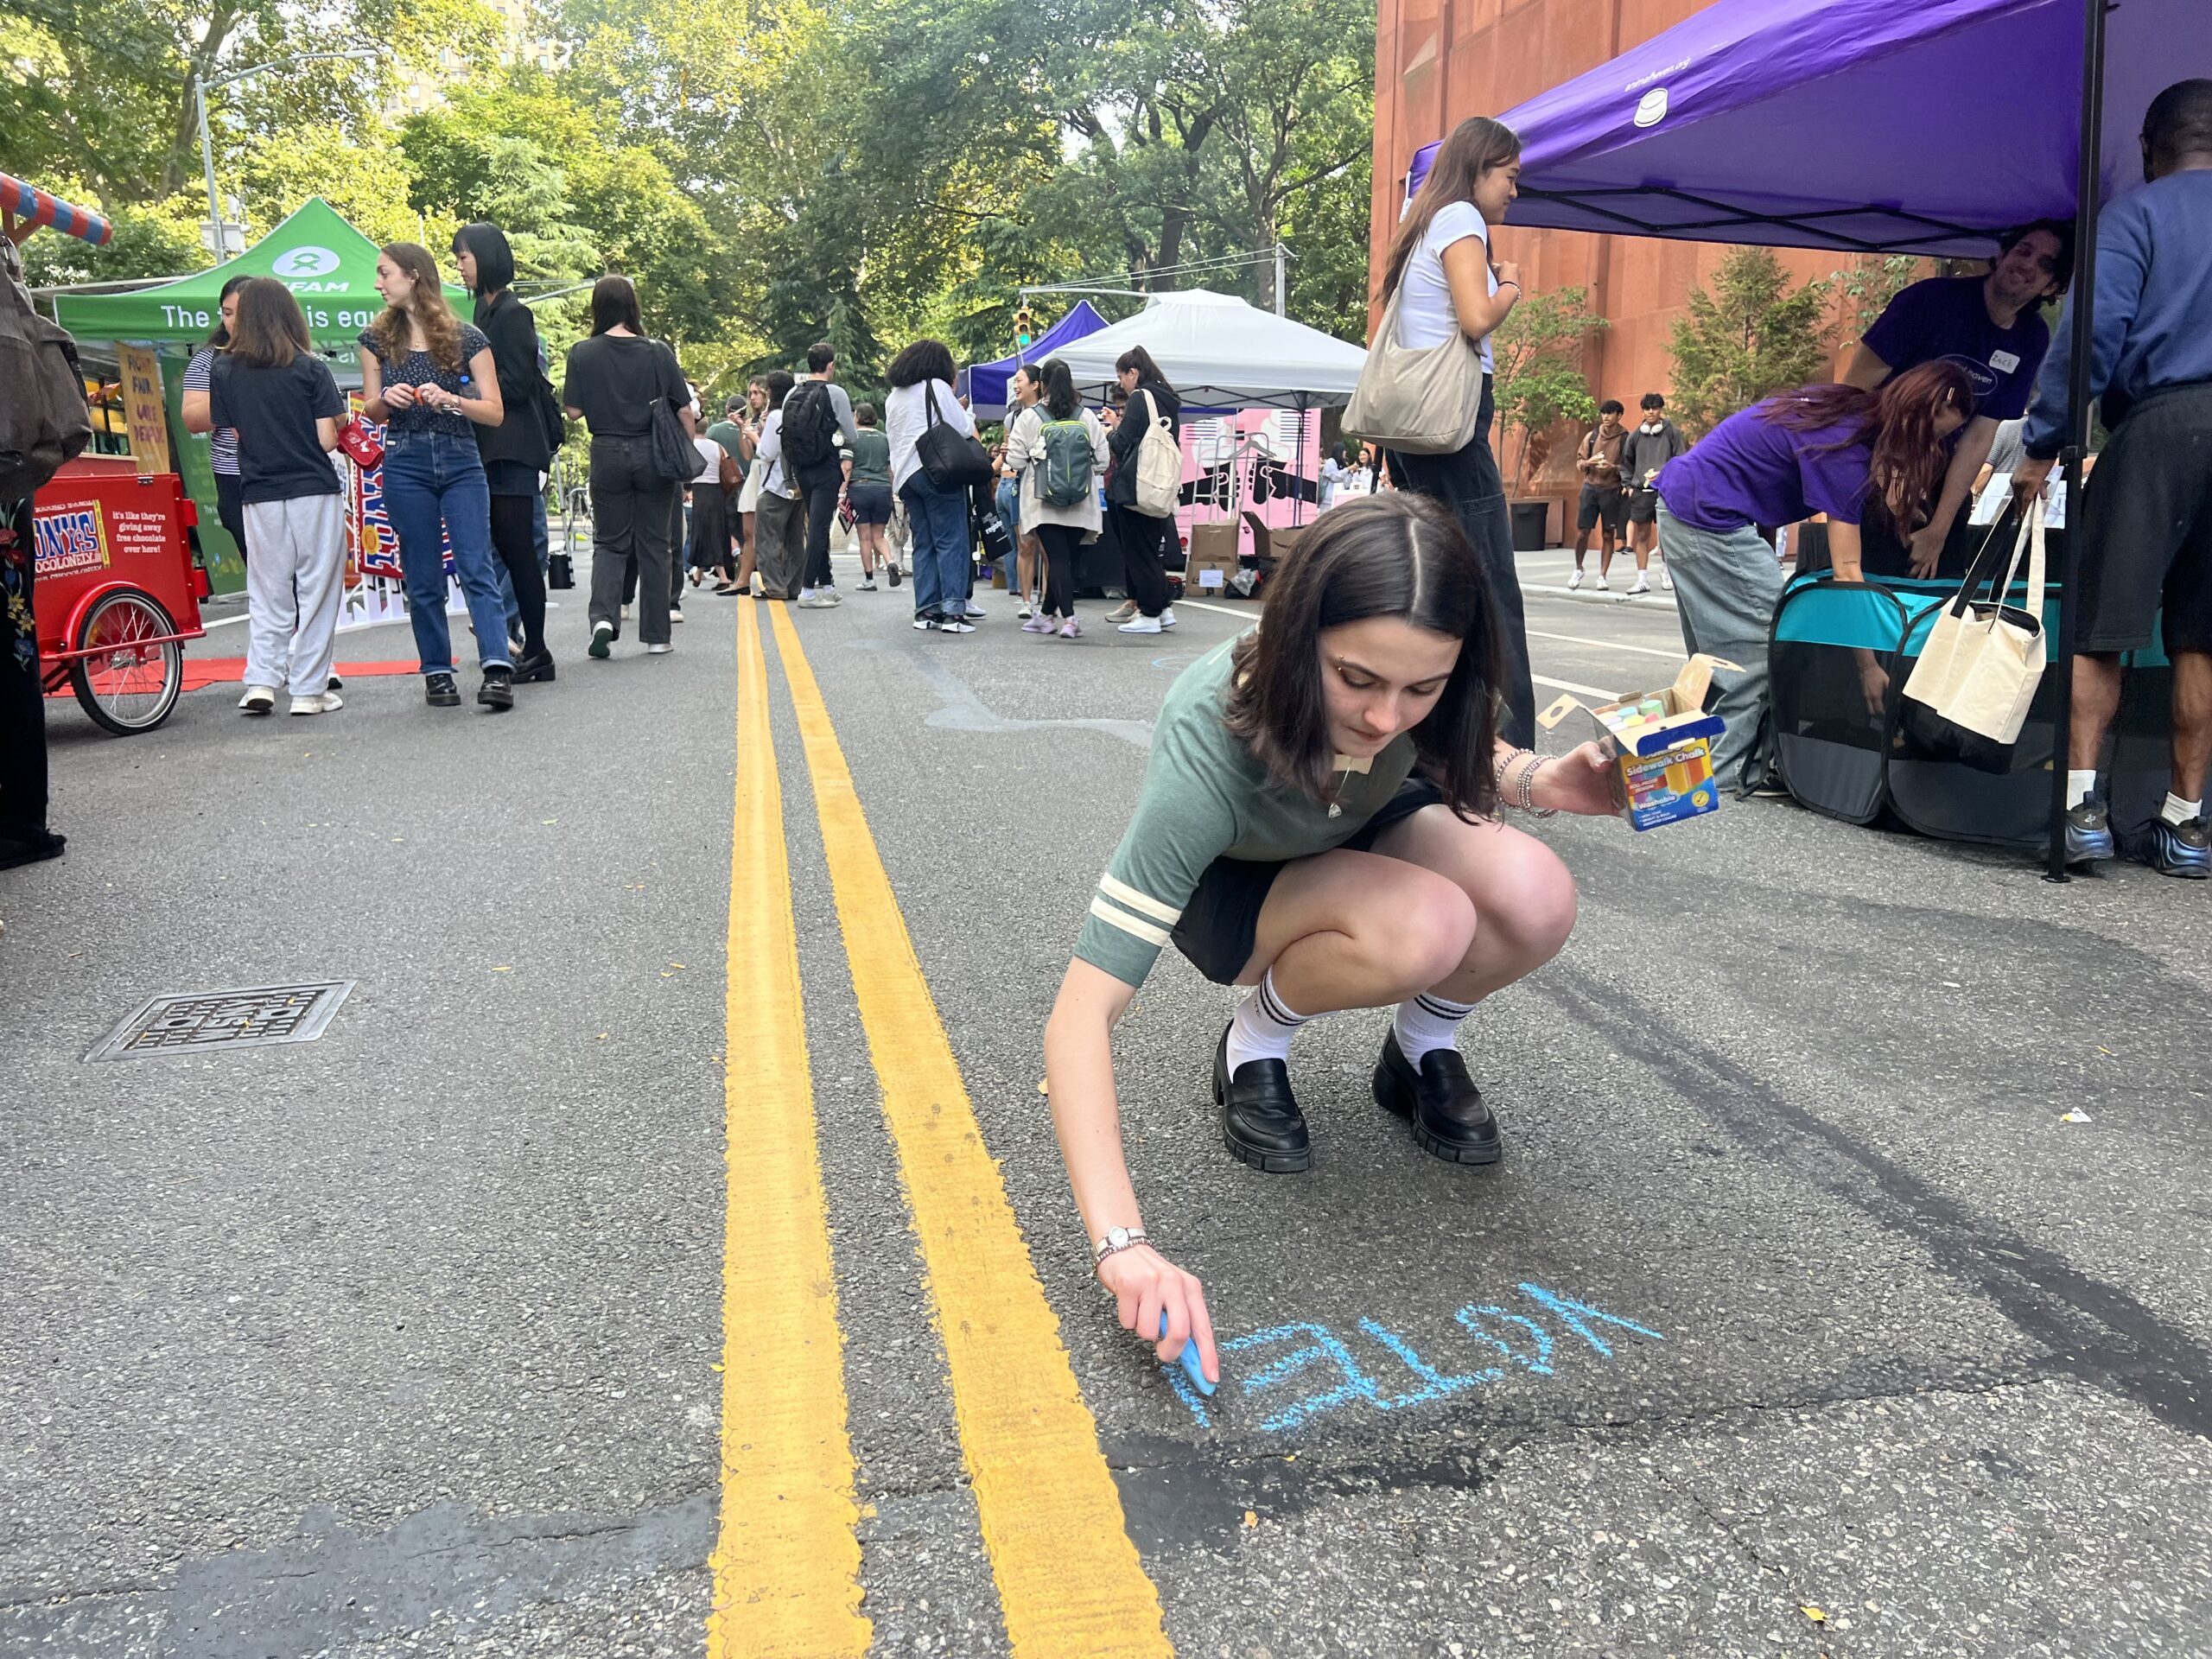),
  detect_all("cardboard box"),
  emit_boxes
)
[1536,654,1738,831]
[1185,522,1241,592]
